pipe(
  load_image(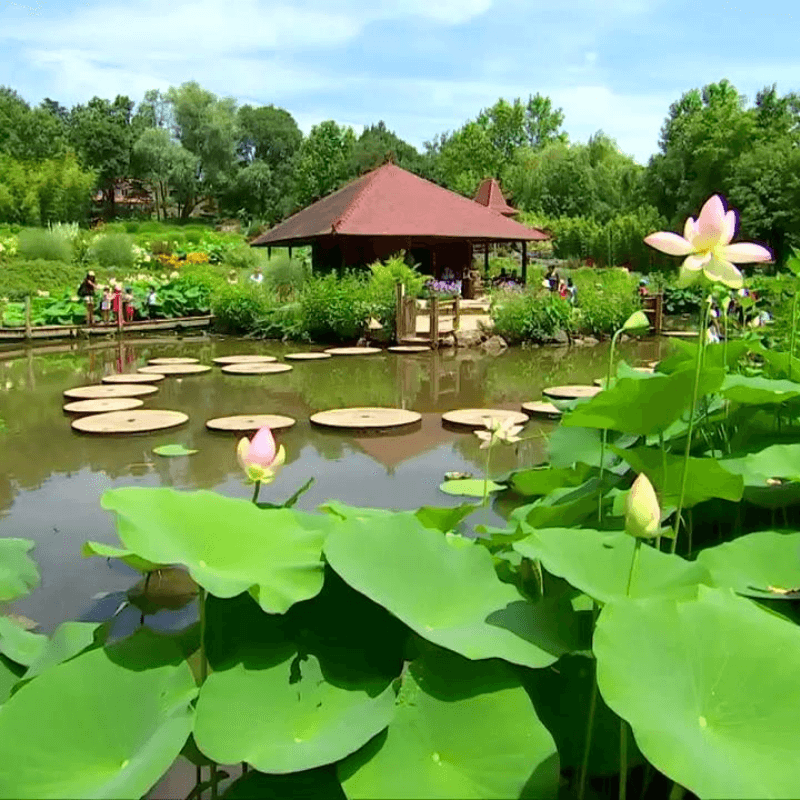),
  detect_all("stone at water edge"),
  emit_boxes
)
[481,335,508,356]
